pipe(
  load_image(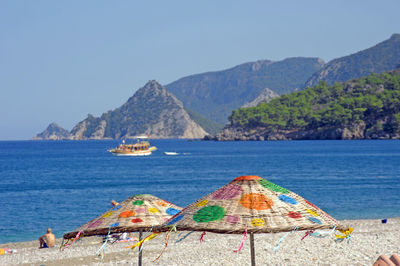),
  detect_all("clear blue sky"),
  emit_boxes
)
[1,0,399,140]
